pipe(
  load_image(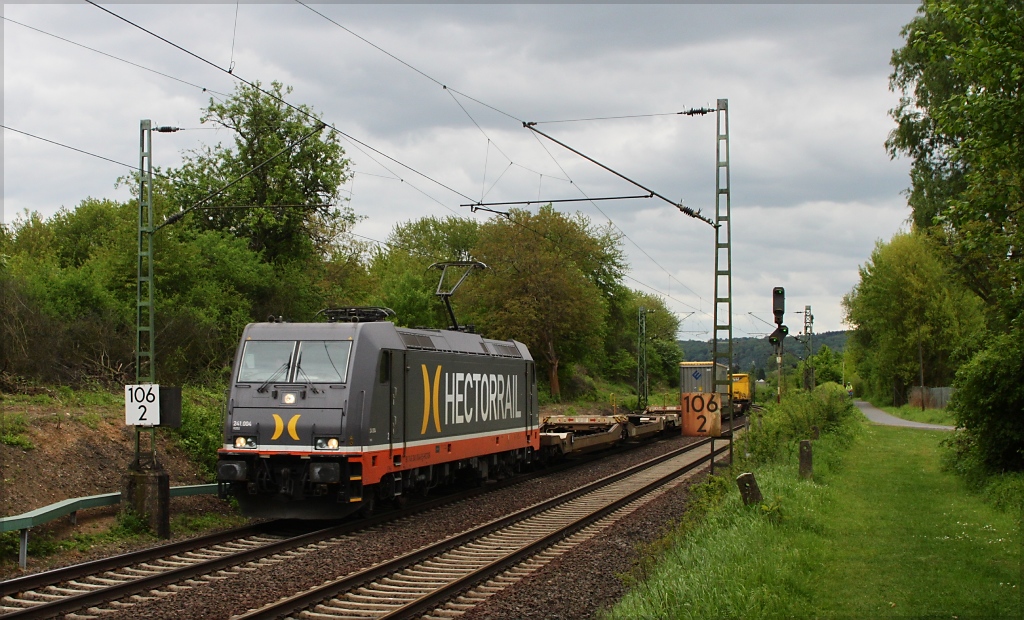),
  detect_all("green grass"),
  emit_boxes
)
[0,510,156,561]
[0,412,35,449]
[171,511,246,534]
[607,422,1020,619]
[0,509,247,565]
[882,404,956,426]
